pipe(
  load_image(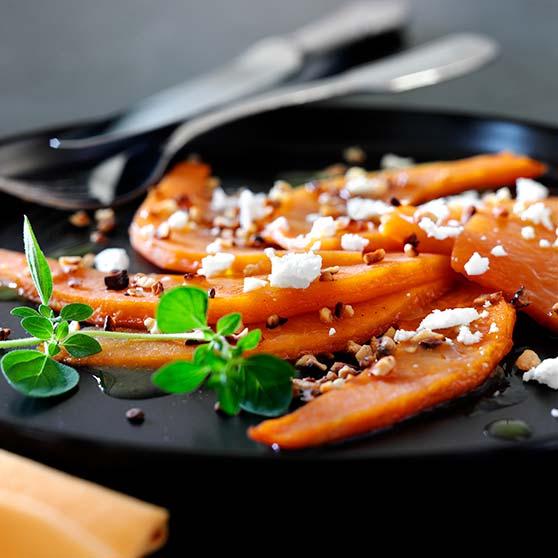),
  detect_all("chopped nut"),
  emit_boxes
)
[134,274,156,289]
[343,146,366,164]
[515,349,541,371]
[319,381,334,393]
[346,340,362,354]
[330,361,349,373]
[325,371,338,381]
[389,197,402,207]
[403,233,420,249]
[473,292,502,306]
[143,317,160,334]
[208,287,216,299]
[363,249,385,265]
[104,270,129,291]
[383,326,396,339]
[338,365,357,379]
[319,307,334,324]
[102,316,114,331]
[90,230,108,244]
[81,253,95,268]
[412,329,445,348]
[461,205,477,224]
[511,286,530,309]
[125,287,145,297]
[341,304,354,318]
[377,335,396,357]
[551,302,558,315]
[403,243,418,257]
[320,266,340,282]
[0,327,11,341]
[369,355,396,377]
[183,272,195,281]
[94,208,116,233]
[156,222,170,239]
[68,210,90,228]
[266,314,288,329]
[492,206,509,219]
[125,407,145,425]
[58,256,83,273]
[355,344,376,368]
[152,281,164,296]
[69,321,81,333]
[331,377,346,389]
[68,279,82,289]
[189,205,203,223]
[243,264,260,277]
[295,354,327,372]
